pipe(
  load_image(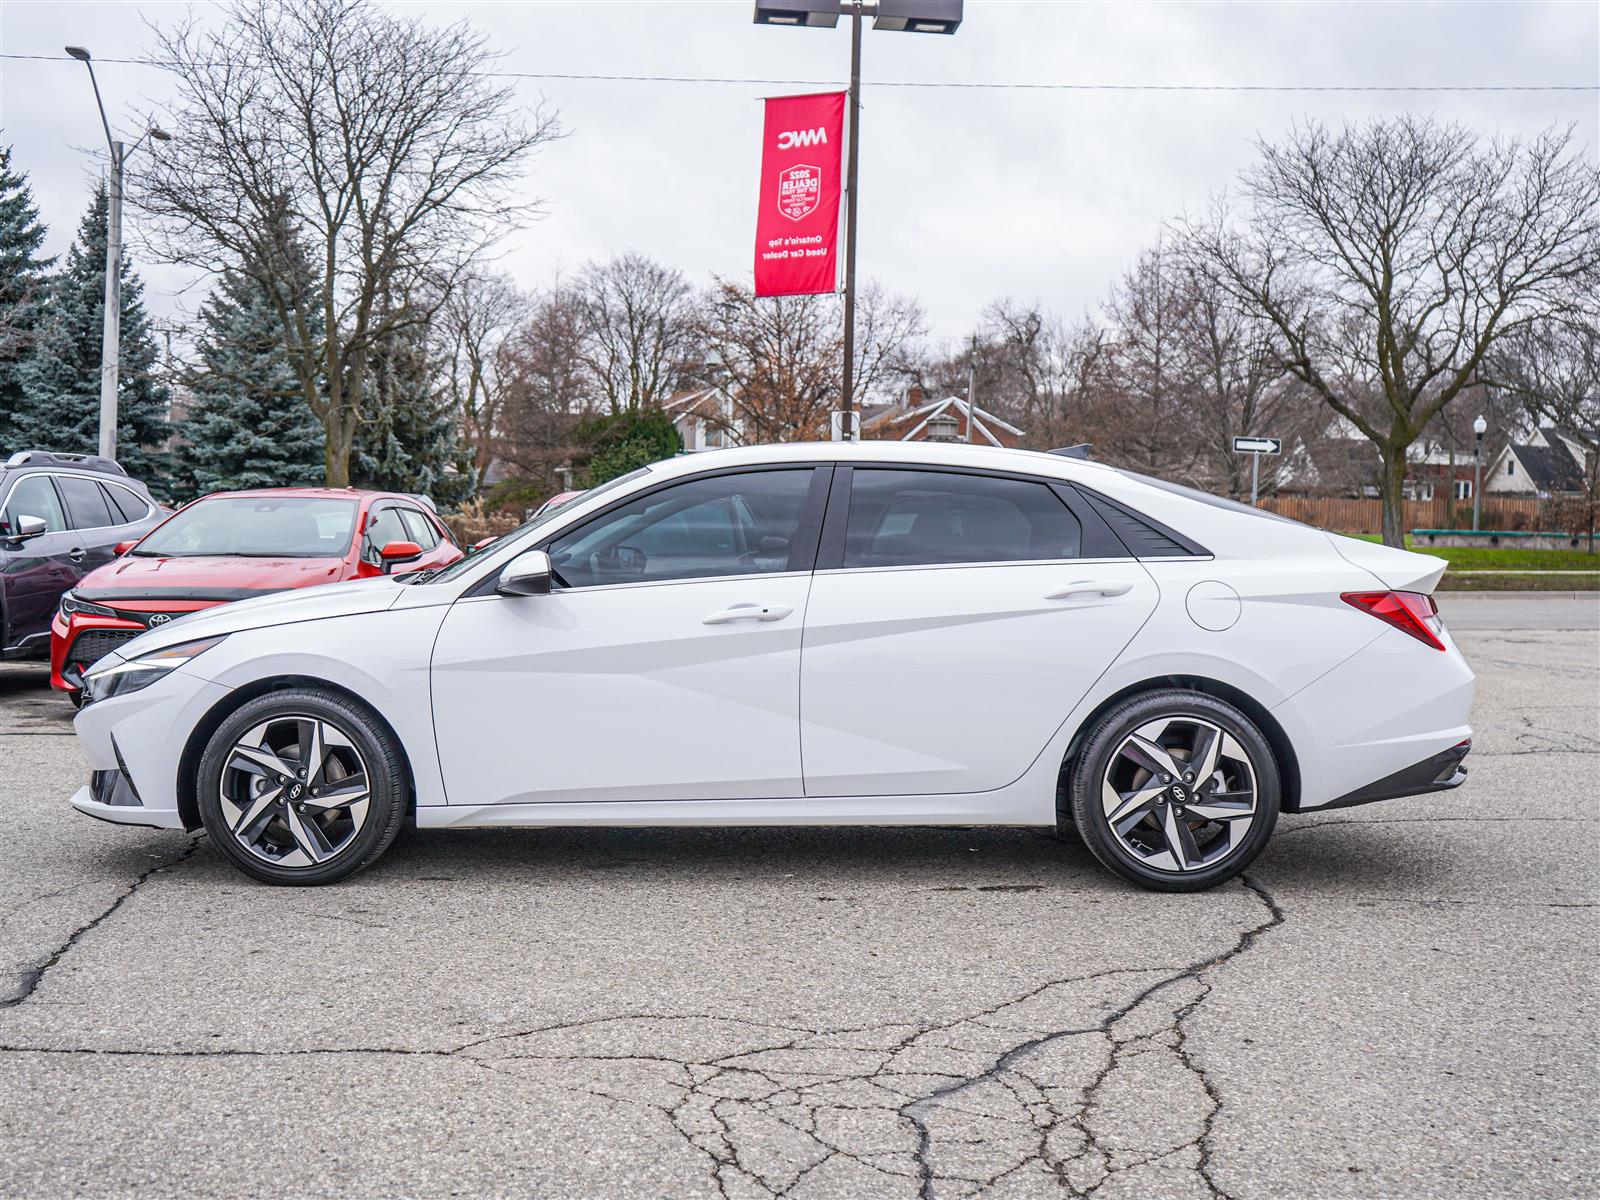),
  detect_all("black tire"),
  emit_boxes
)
[1067,689,1278,892]
[196,687,409,886]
